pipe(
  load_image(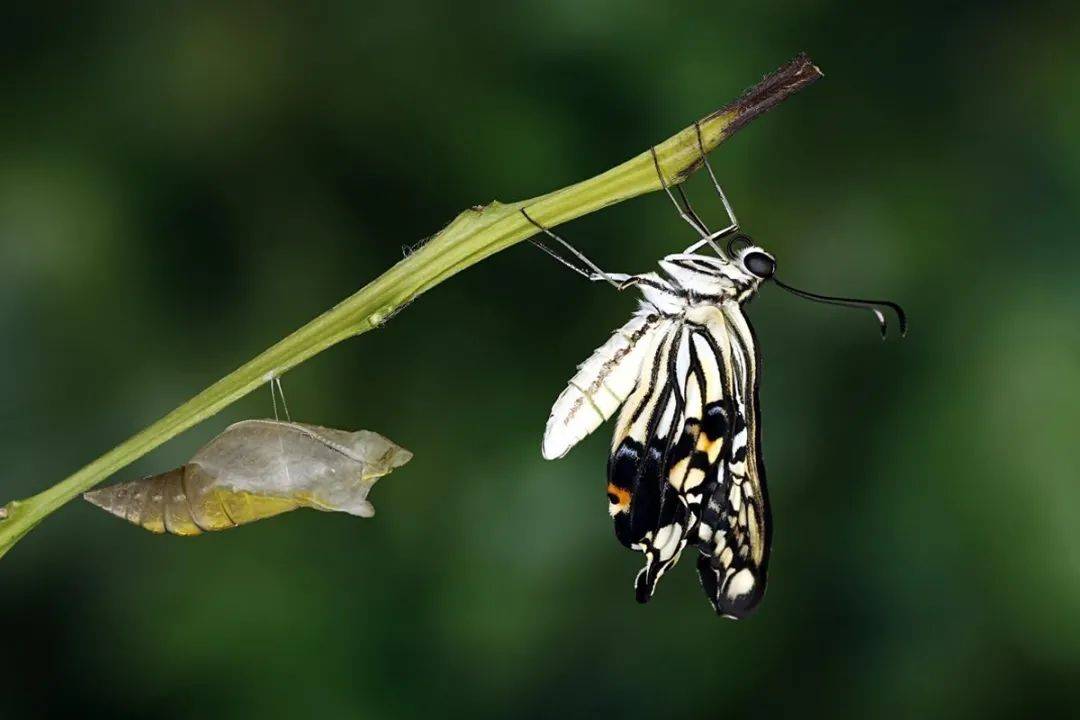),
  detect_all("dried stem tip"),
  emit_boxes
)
[712,52,824,138]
